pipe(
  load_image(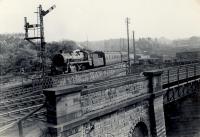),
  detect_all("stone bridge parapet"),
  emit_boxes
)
[43,70,166,137]
[30,63,126,90]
